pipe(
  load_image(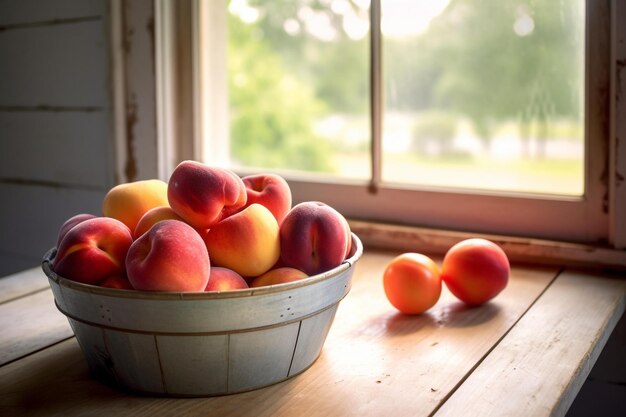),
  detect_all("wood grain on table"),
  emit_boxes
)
[0,253,623,417]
